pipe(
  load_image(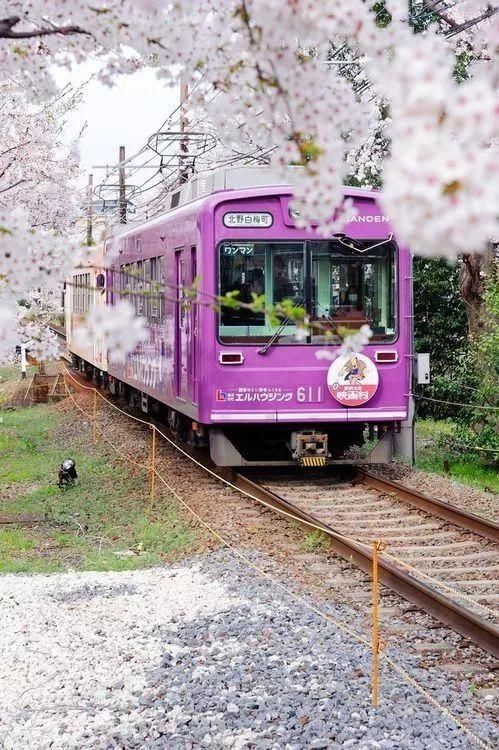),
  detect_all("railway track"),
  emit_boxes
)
[231,469,499,658]
[62,365,499,658]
